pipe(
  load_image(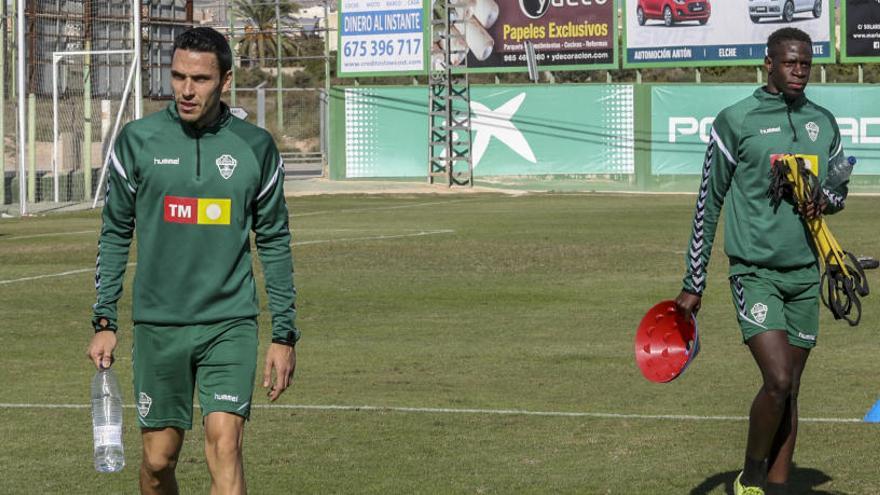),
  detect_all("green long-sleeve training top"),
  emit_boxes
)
[682,87,853,295]
[93,102,299,344]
